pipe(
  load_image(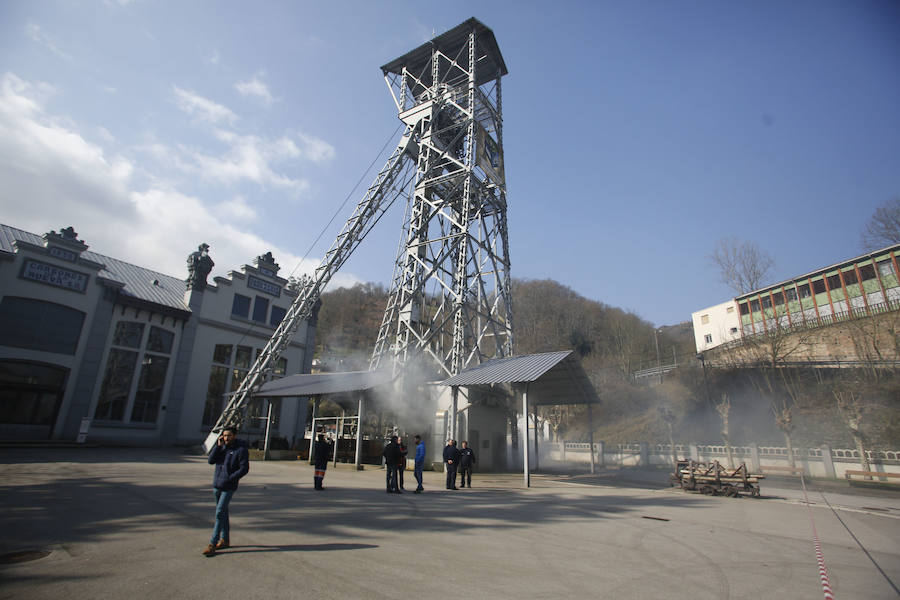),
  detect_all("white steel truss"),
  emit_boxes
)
[203,18,511,451]
[371,18,513,380]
